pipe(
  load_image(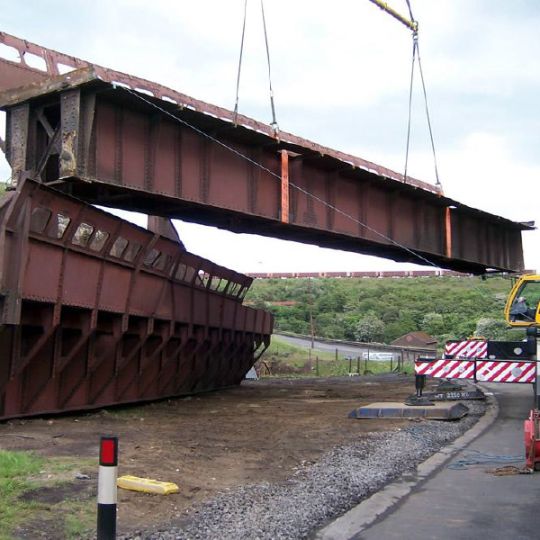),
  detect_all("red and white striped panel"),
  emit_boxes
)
[445,340,487,359]
[415,359,476,379]
[475,361,536,383]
